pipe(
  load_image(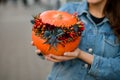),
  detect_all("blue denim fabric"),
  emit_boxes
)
[47,1,120,80]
